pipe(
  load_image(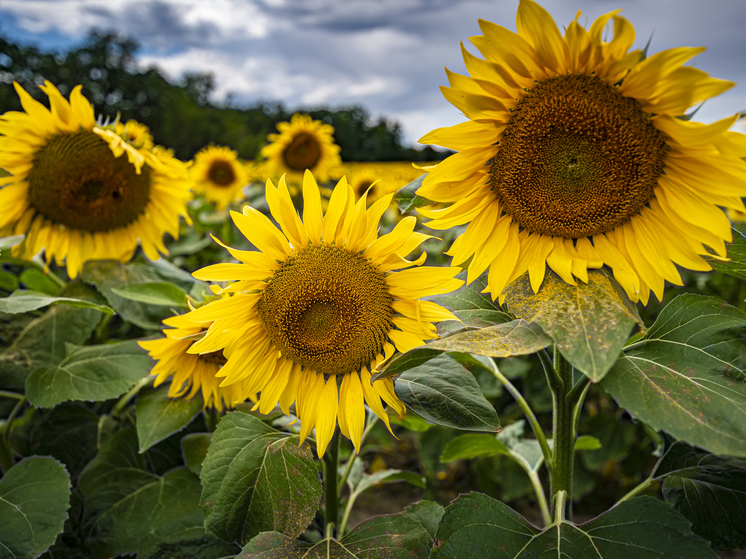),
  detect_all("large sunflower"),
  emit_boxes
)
[260,114,342,184]
[184,171,462,456]
[139,313,244,412]
[190,144,248,210]
[417,0,746,304]
[0,81,192,278]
